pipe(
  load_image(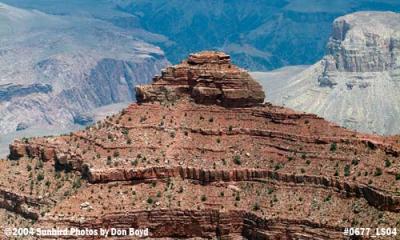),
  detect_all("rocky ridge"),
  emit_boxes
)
[3,52,400,239]
[267,11,400,135]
